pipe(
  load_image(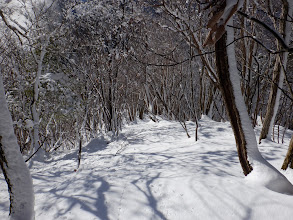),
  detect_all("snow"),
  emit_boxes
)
[226,19,263,161]
[220,0,244,27]
[1,0,55,30]
[226,19,293,194]
[0,74,35,220]
[24,119,34,130]
[267,2,292,140]
[1,116,293,220]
